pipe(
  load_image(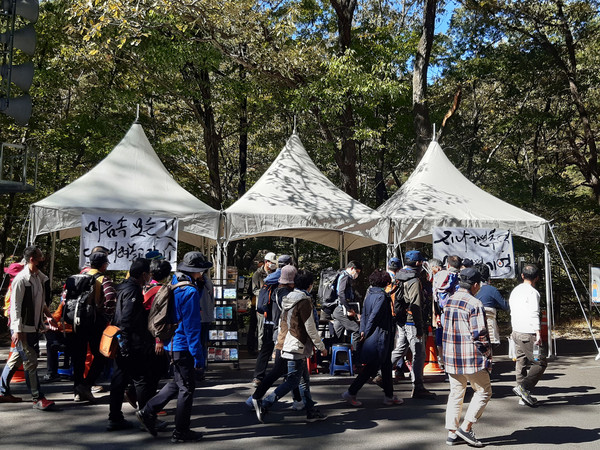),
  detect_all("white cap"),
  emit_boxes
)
[264,252,277,263]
